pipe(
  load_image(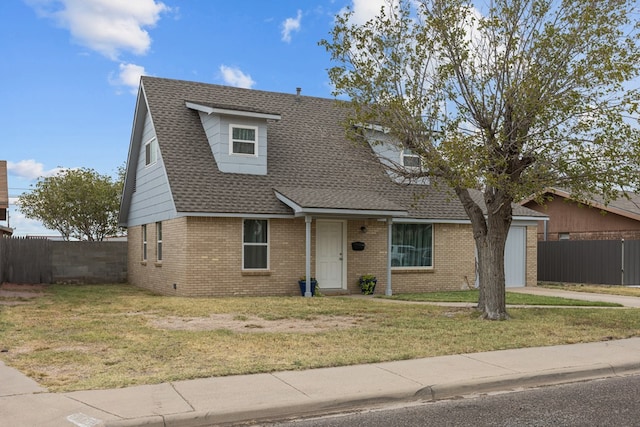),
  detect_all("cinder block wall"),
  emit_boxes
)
[52,241,127,284]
